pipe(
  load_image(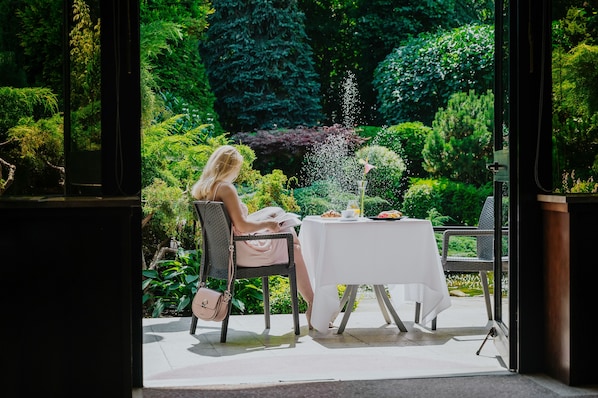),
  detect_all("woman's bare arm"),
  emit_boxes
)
[216,183,280,234]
